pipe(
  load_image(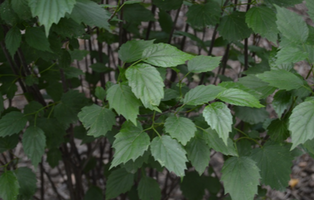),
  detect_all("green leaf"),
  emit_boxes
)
[183,85,225,106]
[233,107,269,124]
[272,90,292,118]
[218,11,252,42]
[267,119,289,142]
[0,112,27,137]
[95,86,106,101]
[15,167,37,199]
[307,0,314,22]
[107,84,141,125]
[158,9,173,33]
[54,90,89,125]
[150,135,187,176]
[126,64,164,110]
[203,128,237,156]
[89,63,110,73]
[22,126,46,166]
[11,0,32,20]
[245,6,278,43]
[0,0,19,26]
[0,134,19,153]
[142,43,194,67]
[84,186,103,200]
[251,142,293,190]
[105,168,134,200]
[180,171,206,200]
[152,0,182,11]
[111,122,150,168]
[221,157,260,200]
[217,88,264,108]
[118,40,155,63]
[63,67,84,78]
[47,148,62,168]
[25,27,51,52]
[78,104,116,137]
[275,5,308,43]
[5,27,21,56]
[203,102,232,145]
[137,177,161,200]
[186,133,211,175]
[186,1,220,29]
[289,100,314,149]
[36,118,65,149]
[28,0,76,36]
[164,116,196,145]
[276,47,308,65]
[265,0,303,7]
[256,69,304,91]
[70,0,110,30]
[238,75,276,99]
[187,55,221,73]
[123,4,155,23]
[0,171,19,200]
